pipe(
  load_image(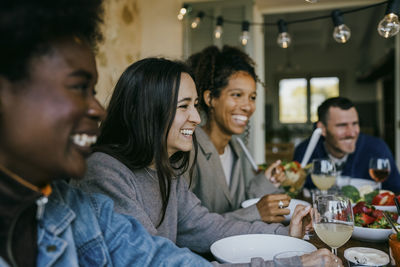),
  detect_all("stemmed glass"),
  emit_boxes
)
[312,195,354,256]
[310,159,336,195]
[369,158,390,189]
